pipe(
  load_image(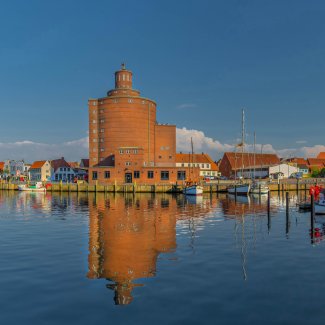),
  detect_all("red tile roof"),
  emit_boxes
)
[223,152,280,169]
[0,162,4,170]
[307,158,325,167]
[176,153,218,171]
[30,160,47,169]
[68,162,79,168]
[317,152,325,159]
